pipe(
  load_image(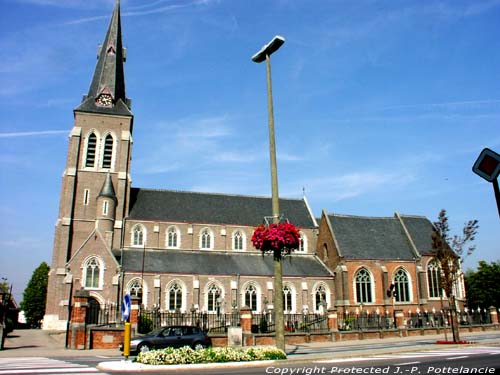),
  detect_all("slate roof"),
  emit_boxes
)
[98,173,116,199]
[75,0,132,116]
[400,215,436,256]
[327,214,416,260]
[128,188,316,228]
[120,249,333,277]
